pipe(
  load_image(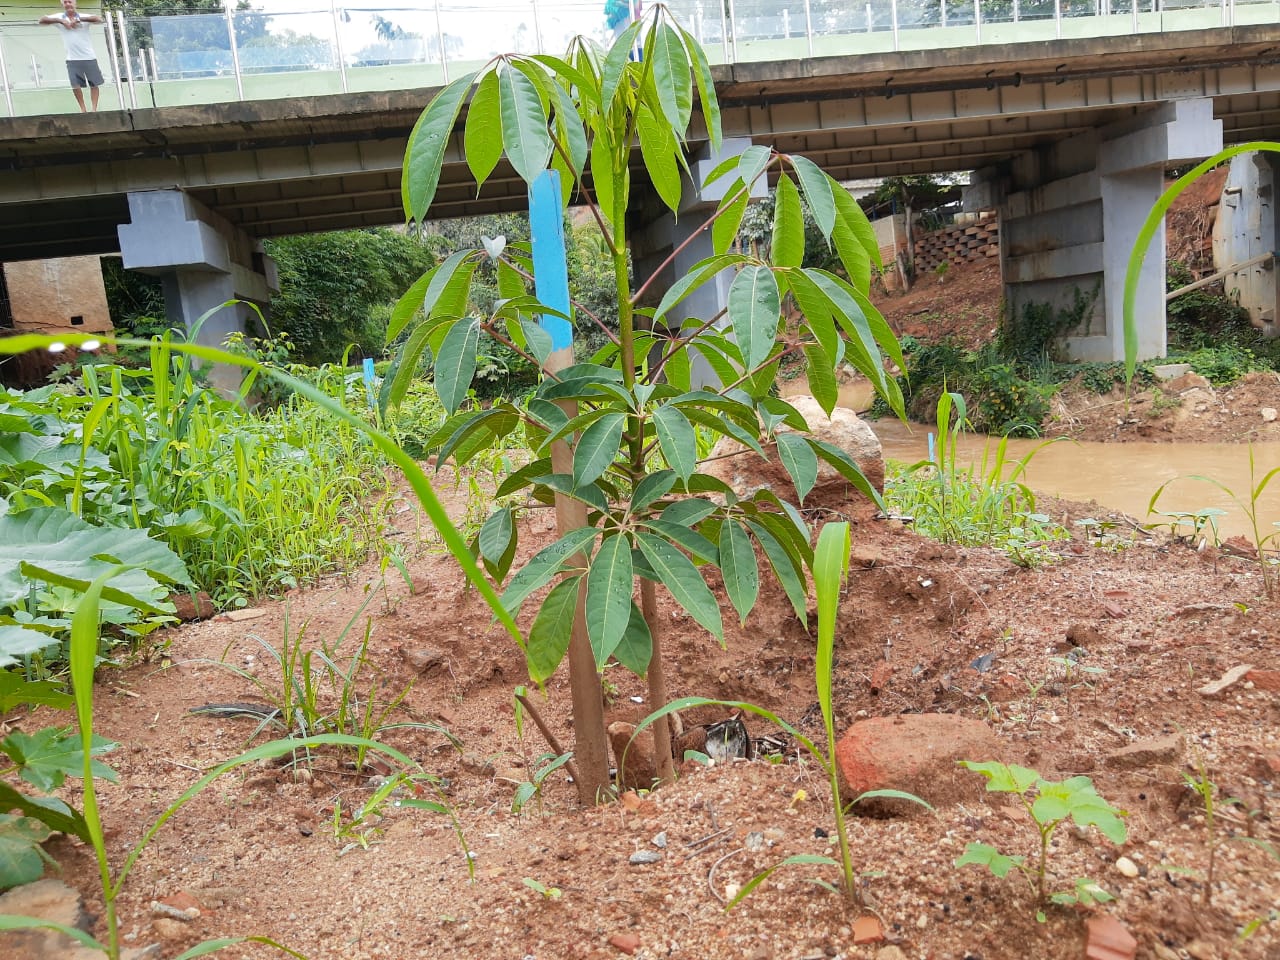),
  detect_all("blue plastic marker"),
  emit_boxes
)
[528,169,573,366]
[362,356,376,409]
[928,431,936,464]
